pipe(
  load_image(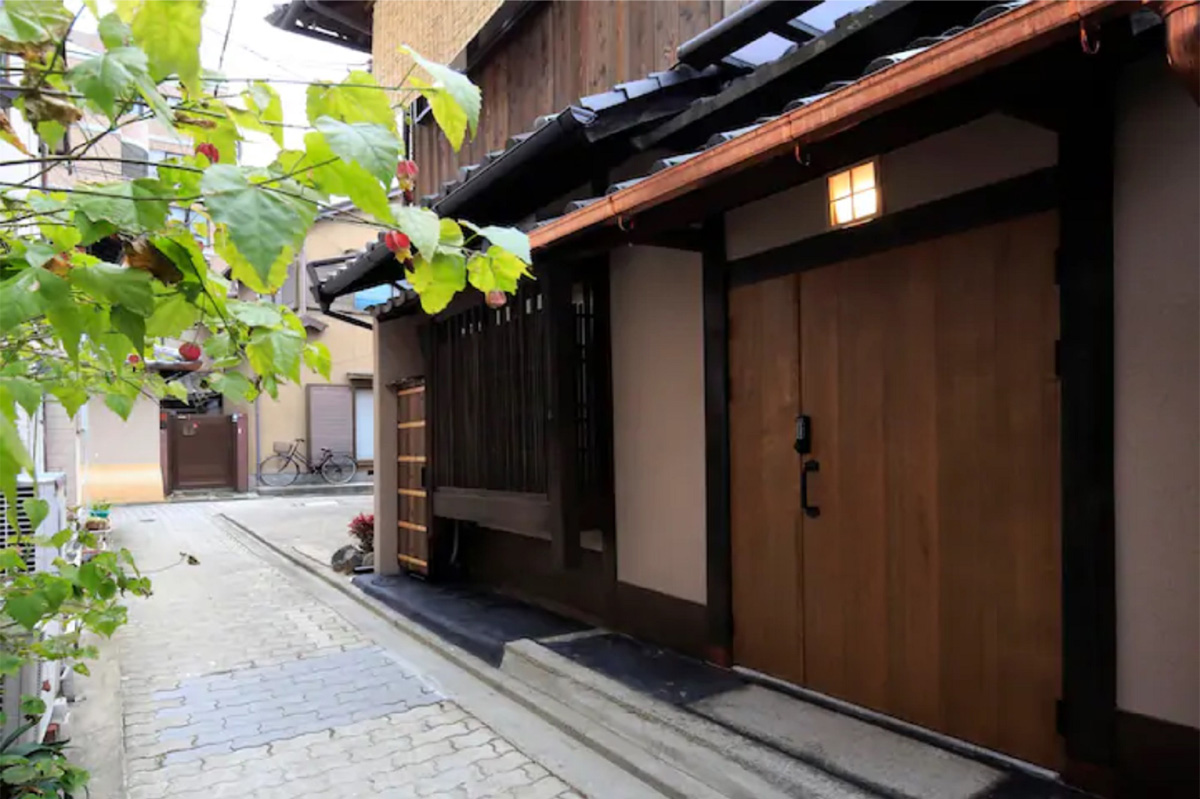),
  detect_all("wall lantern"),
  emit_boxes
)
[828,159,881,228]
